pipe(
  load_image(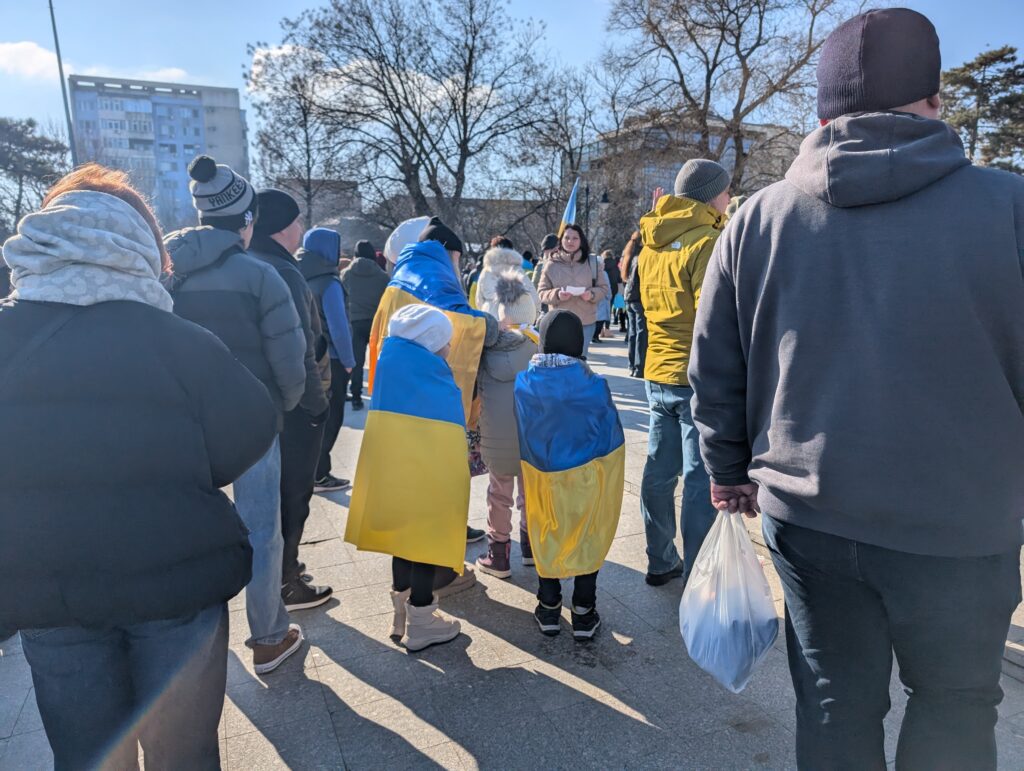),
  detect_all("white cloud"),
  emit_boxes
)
[0,40,193,85]
[0,41,59,81]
